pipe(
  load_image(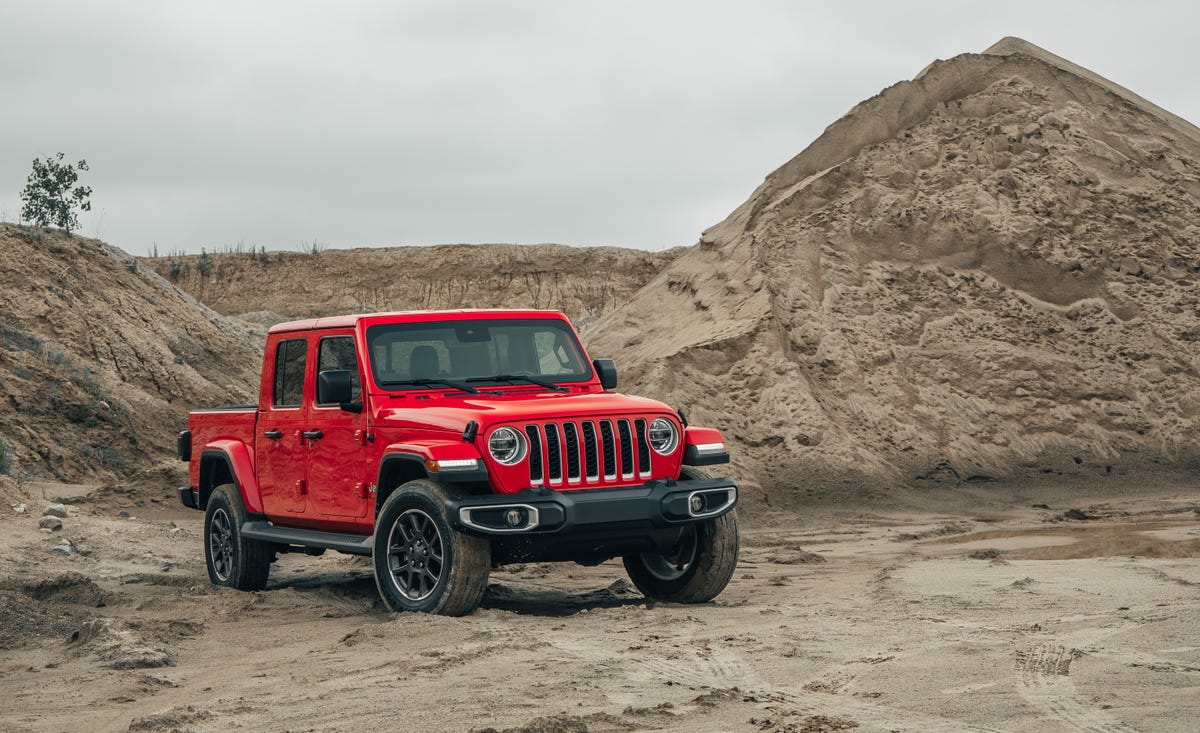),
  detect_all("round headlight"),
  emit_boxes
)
[488,426,527,465]
[647,417,678,455]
